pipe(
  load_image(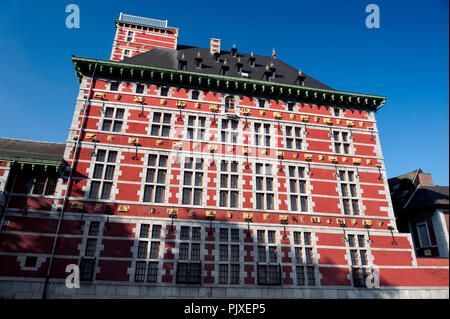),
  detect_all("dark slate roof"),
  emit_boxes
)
[406,185,449,211]
[122,45,334,90]
[0,138,66,162]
